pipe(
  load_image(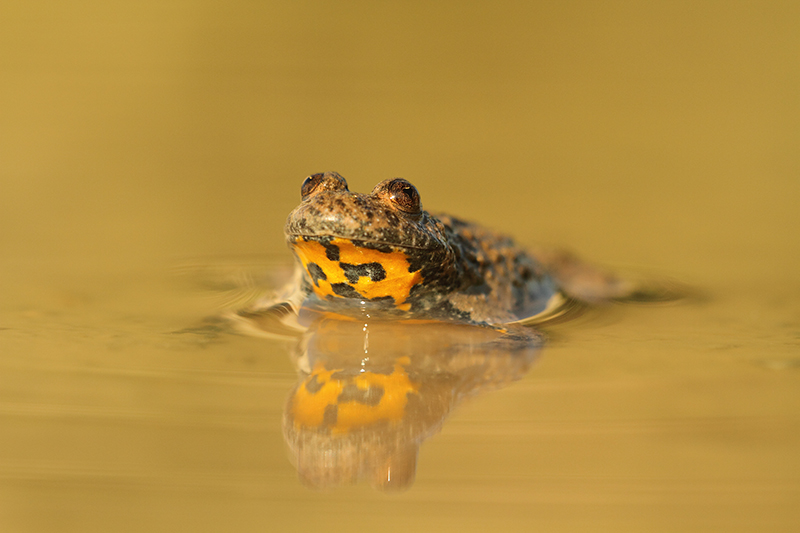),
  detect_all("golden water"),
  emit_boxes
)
[1,2,798,531]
